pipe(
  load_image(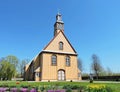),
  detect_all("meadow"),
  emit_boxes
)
[0,81,120,92]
